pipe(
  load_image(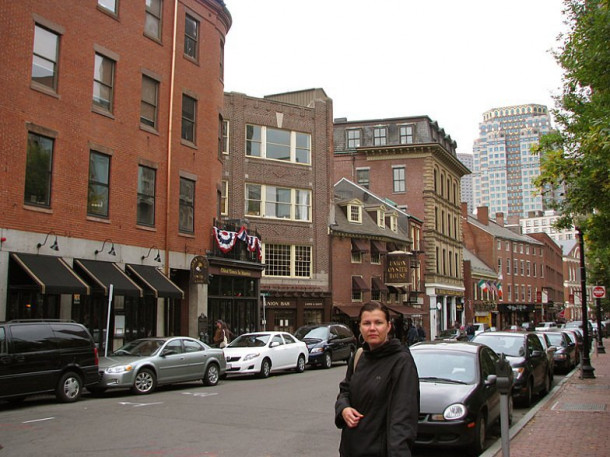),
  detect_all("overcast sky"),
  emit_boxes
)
[223,0,566,154]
